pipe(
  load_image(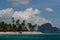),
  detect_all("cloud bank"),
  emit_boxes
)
[0,8,51,25]
[0,8,14,23]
